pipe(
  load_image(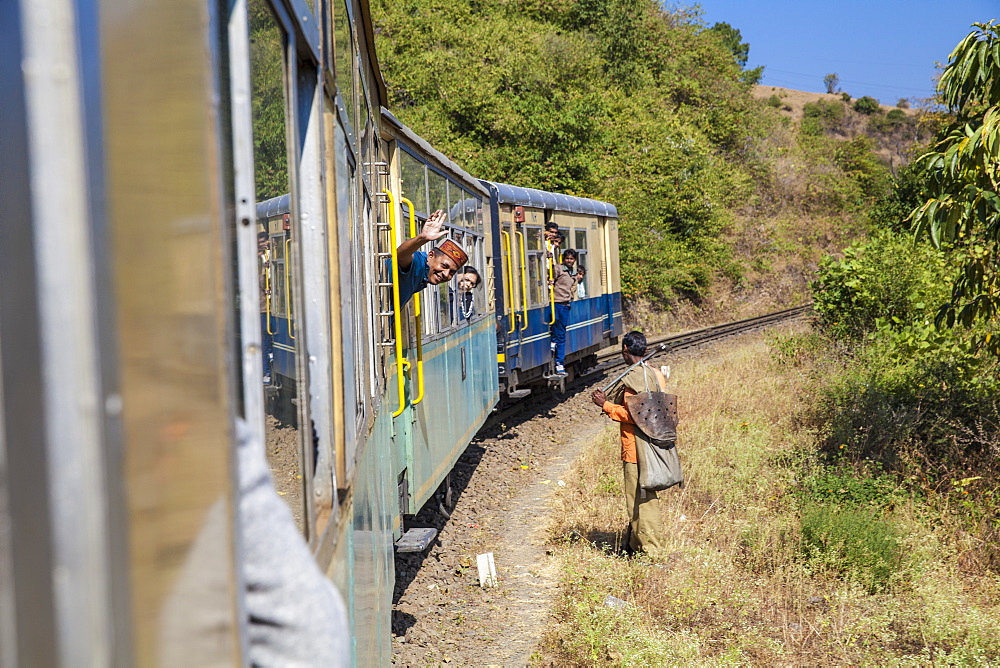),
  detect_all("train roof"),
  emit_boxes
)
[480,181,618,218]
[256,193,291,219]
[380,109,489,198]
